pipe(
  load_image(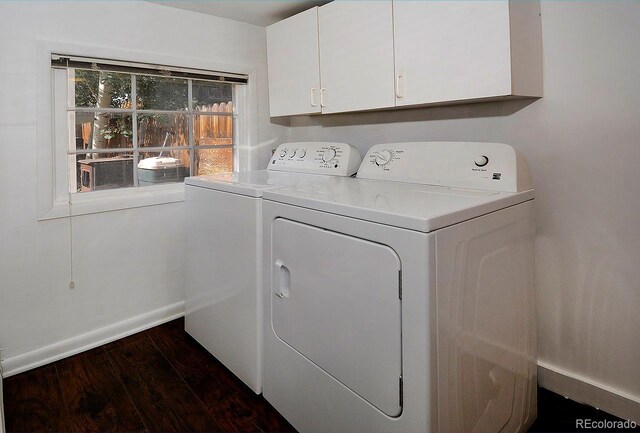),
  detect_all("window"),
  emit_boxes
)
[53,55,248,194]
[36,42,257,220]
